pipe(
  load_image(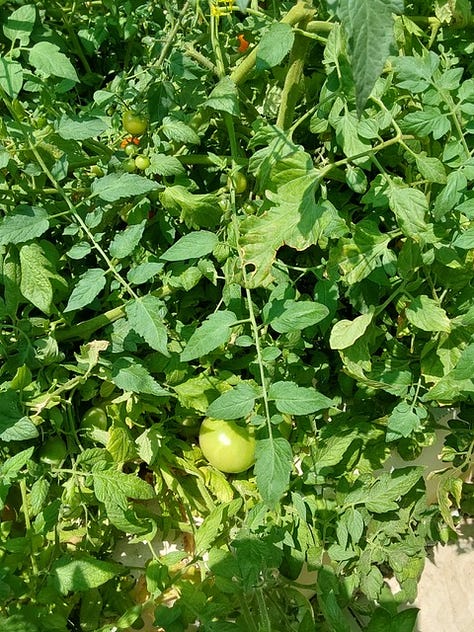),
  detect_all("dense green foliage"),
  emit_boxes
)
[1,1,474,630]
